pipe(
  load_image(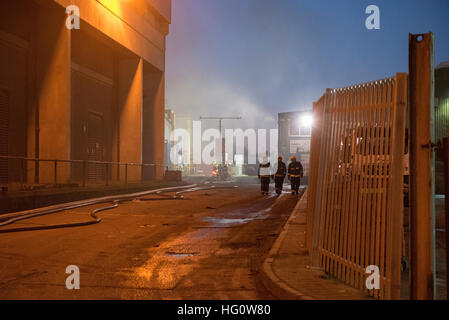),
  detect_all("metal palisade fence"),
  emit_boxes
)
[308,73,408,299]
